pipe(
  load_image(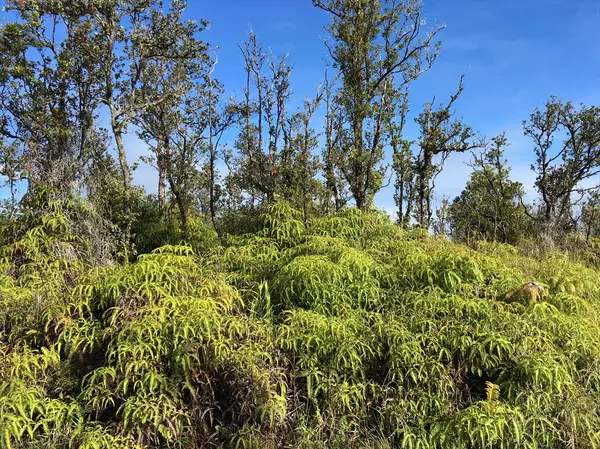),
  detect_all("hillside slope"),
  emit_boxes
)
[1,202,600,448]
